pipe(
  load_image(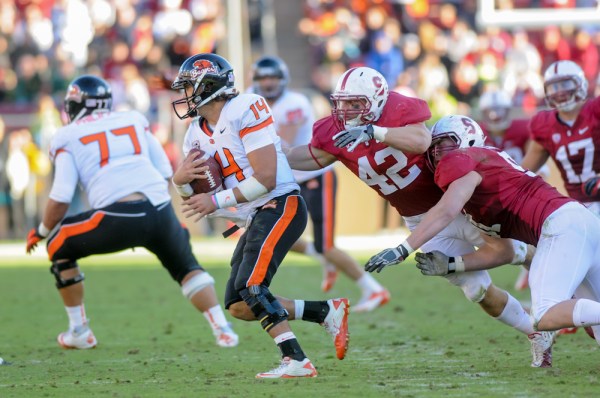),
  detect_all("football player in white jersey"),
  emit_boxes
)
[170,53,349,379]
[251,56,390,312]
[26,75,238,350]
